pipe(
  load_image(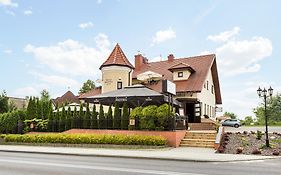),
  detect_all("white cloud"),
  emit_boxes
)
[12,86,39,98]
[79,22,94,29]
[0,0,18,7]
[207,27,240,42]
[30,71,80,88]
[24,33,111,77]
[151,28,176,46]
[23,10,32,16]
[216,36,272,76]
[3,49,12,54]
